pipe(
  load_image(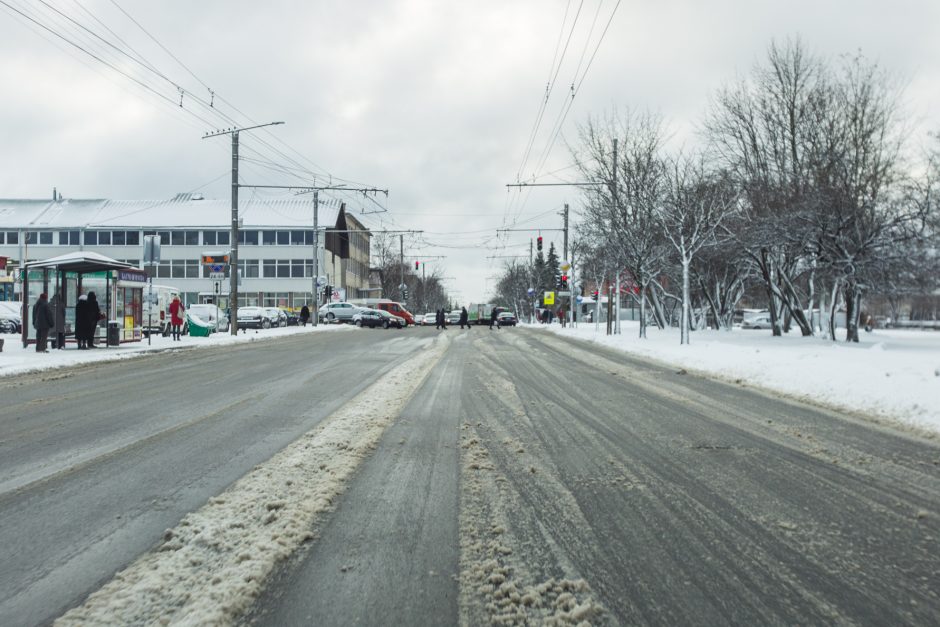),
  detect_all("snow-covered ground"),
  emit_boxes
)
[0,323,353,379]
[539,321,940,435]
